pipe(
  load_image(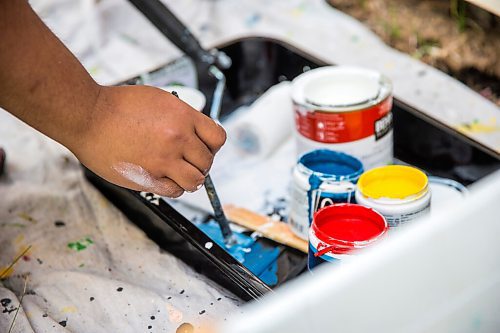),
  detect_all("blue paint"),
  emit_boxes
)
[299,149,364,224]
[197,221,280,286]
[257,257,279,286]
[299,149,364,178]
